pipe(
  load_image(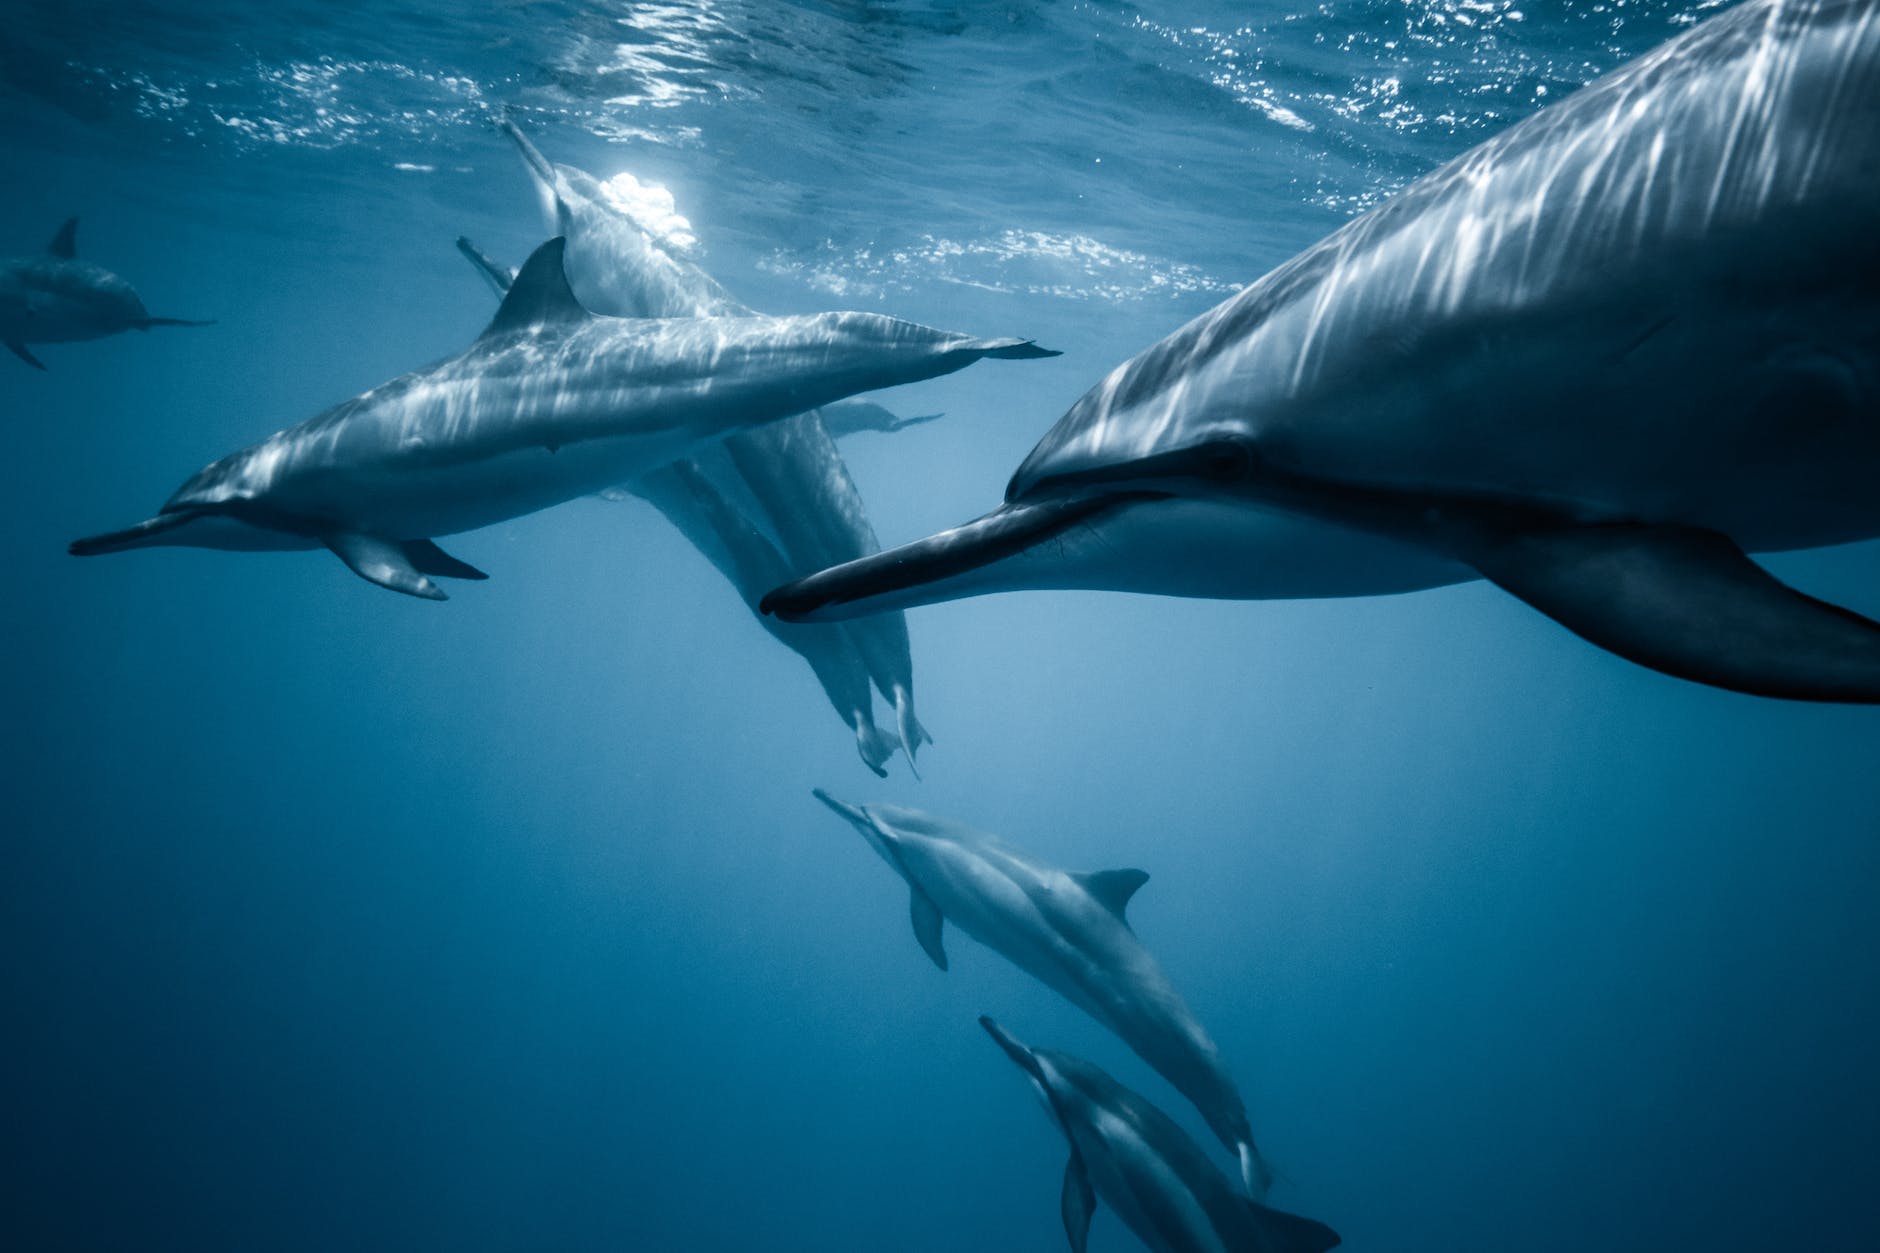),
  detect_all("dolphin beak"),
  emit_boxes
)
[978,1016,1041,1076]
[68,511,199,556]
[761,493,1146,623]
[812,788,873,828]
